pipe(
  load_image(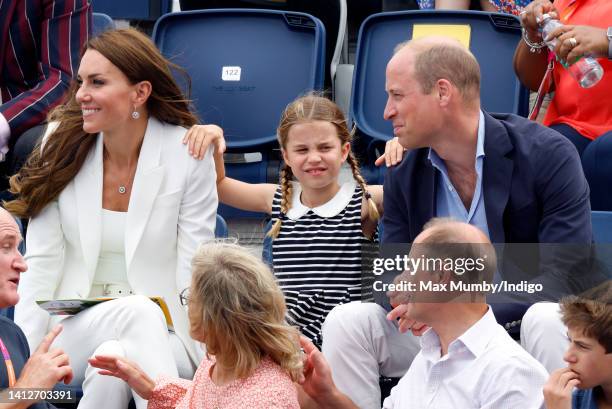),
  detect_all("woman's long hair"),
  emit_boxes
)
[5,28,198,218]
